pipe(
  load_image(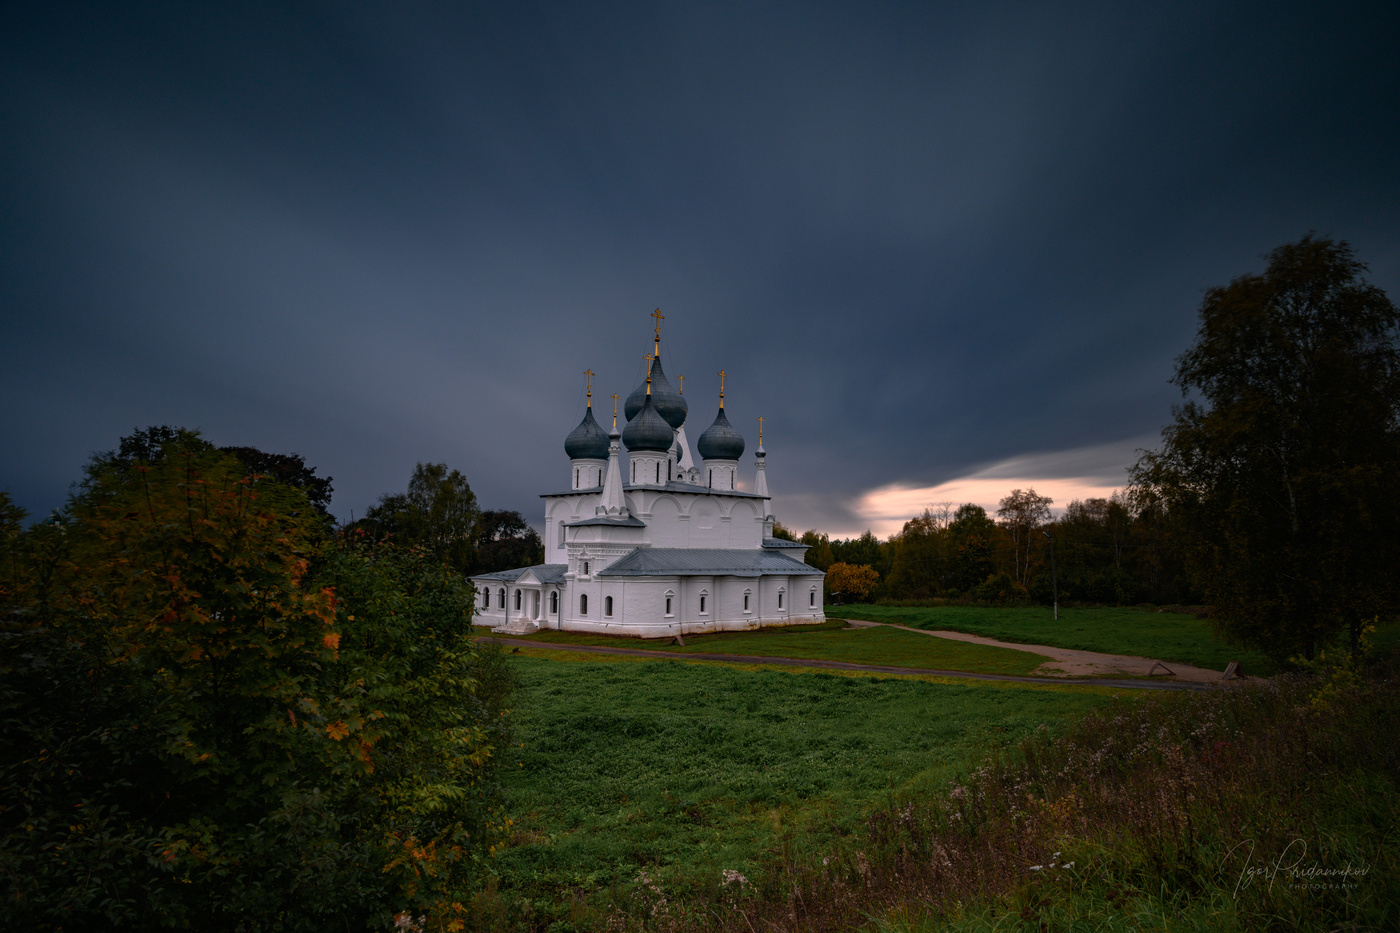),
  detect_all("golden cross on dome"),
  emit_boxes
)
[611,393,619,428]
[757,416,764,445]
[718,370,727,408]
[584,369,594,406]
[651,308,664,353]
[677,374,684,395]
[645,354,653,394]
